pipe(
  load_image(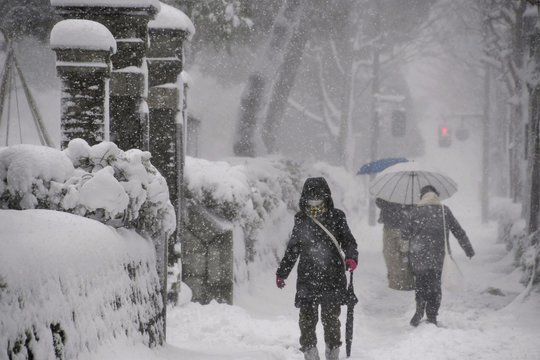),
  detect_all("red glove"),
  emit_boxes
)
[276,276,286,289]
[345,258,357,272]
